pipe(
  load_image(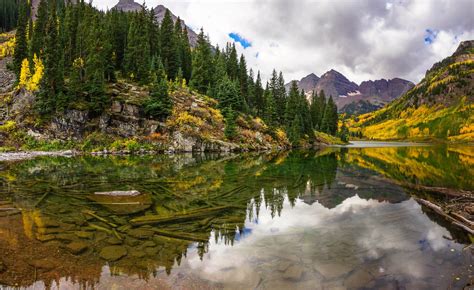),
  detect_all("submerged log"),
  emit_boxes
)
[130,205,238,226]
[151,229,208,242]
[415,198,474,235]
[405,184,471,198]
